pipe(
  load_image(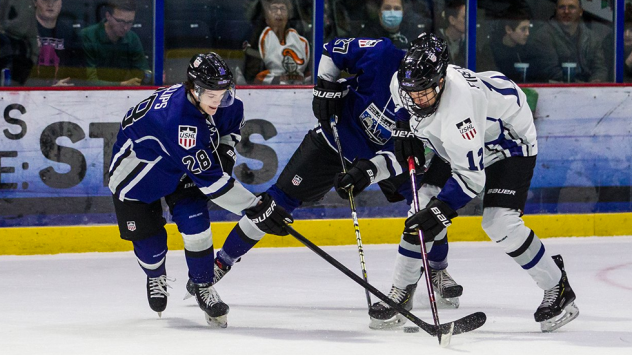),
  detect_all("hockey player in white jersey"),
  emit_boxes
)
[108,53,293,327]
[384,33,579,332]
